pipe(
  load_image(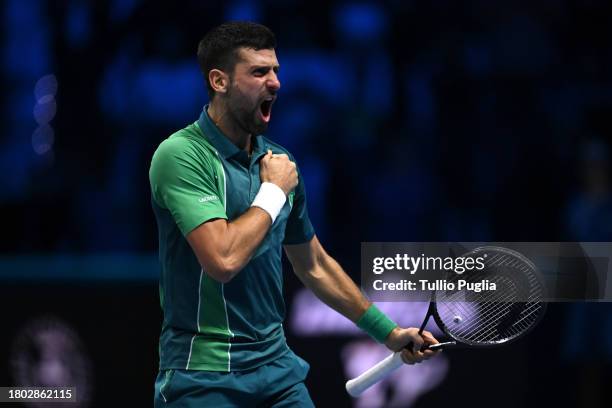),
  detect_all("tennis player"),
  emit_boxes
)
[149,21,440,407]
